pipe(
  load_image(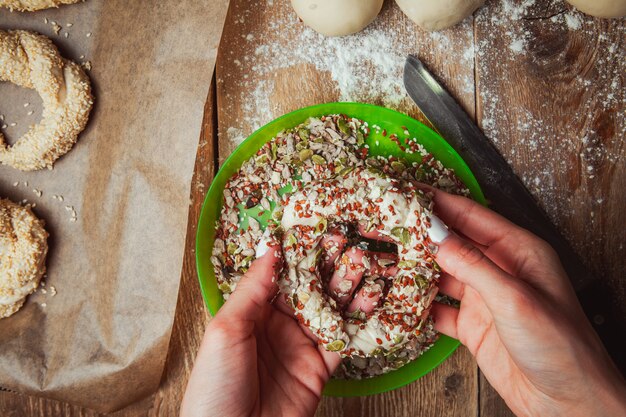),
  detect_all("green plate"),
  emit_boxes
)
[196,102,486,397]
